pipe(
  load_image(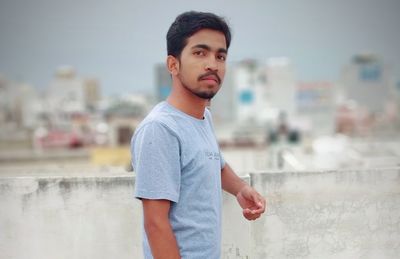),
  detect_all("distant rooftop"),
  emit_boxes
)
[352,53,380,64]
